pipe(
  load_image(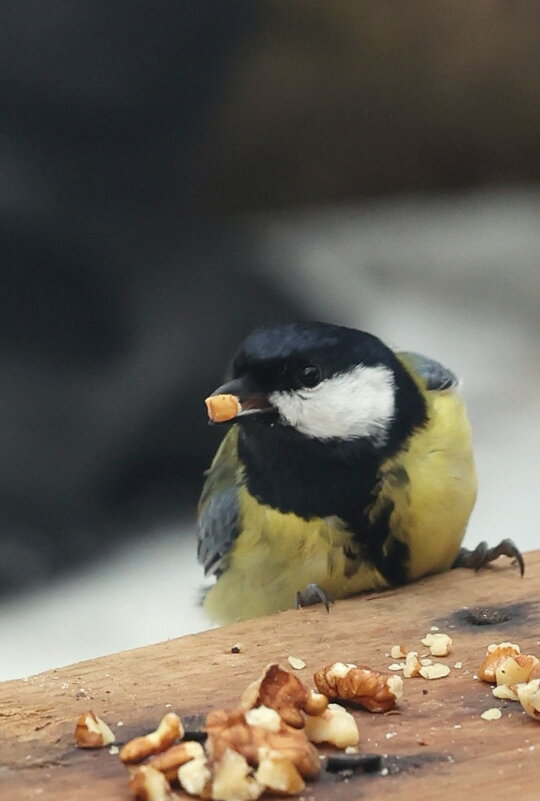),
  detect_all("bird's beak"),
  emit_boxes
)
[205,377,274,423]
